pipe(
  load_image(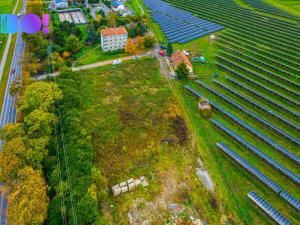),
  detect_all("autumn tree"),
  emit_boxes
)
[19,81,62,114]
[136,36,145,50]
[107,12,118,27]
[125,39,137,54]
[8,167,48,225]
